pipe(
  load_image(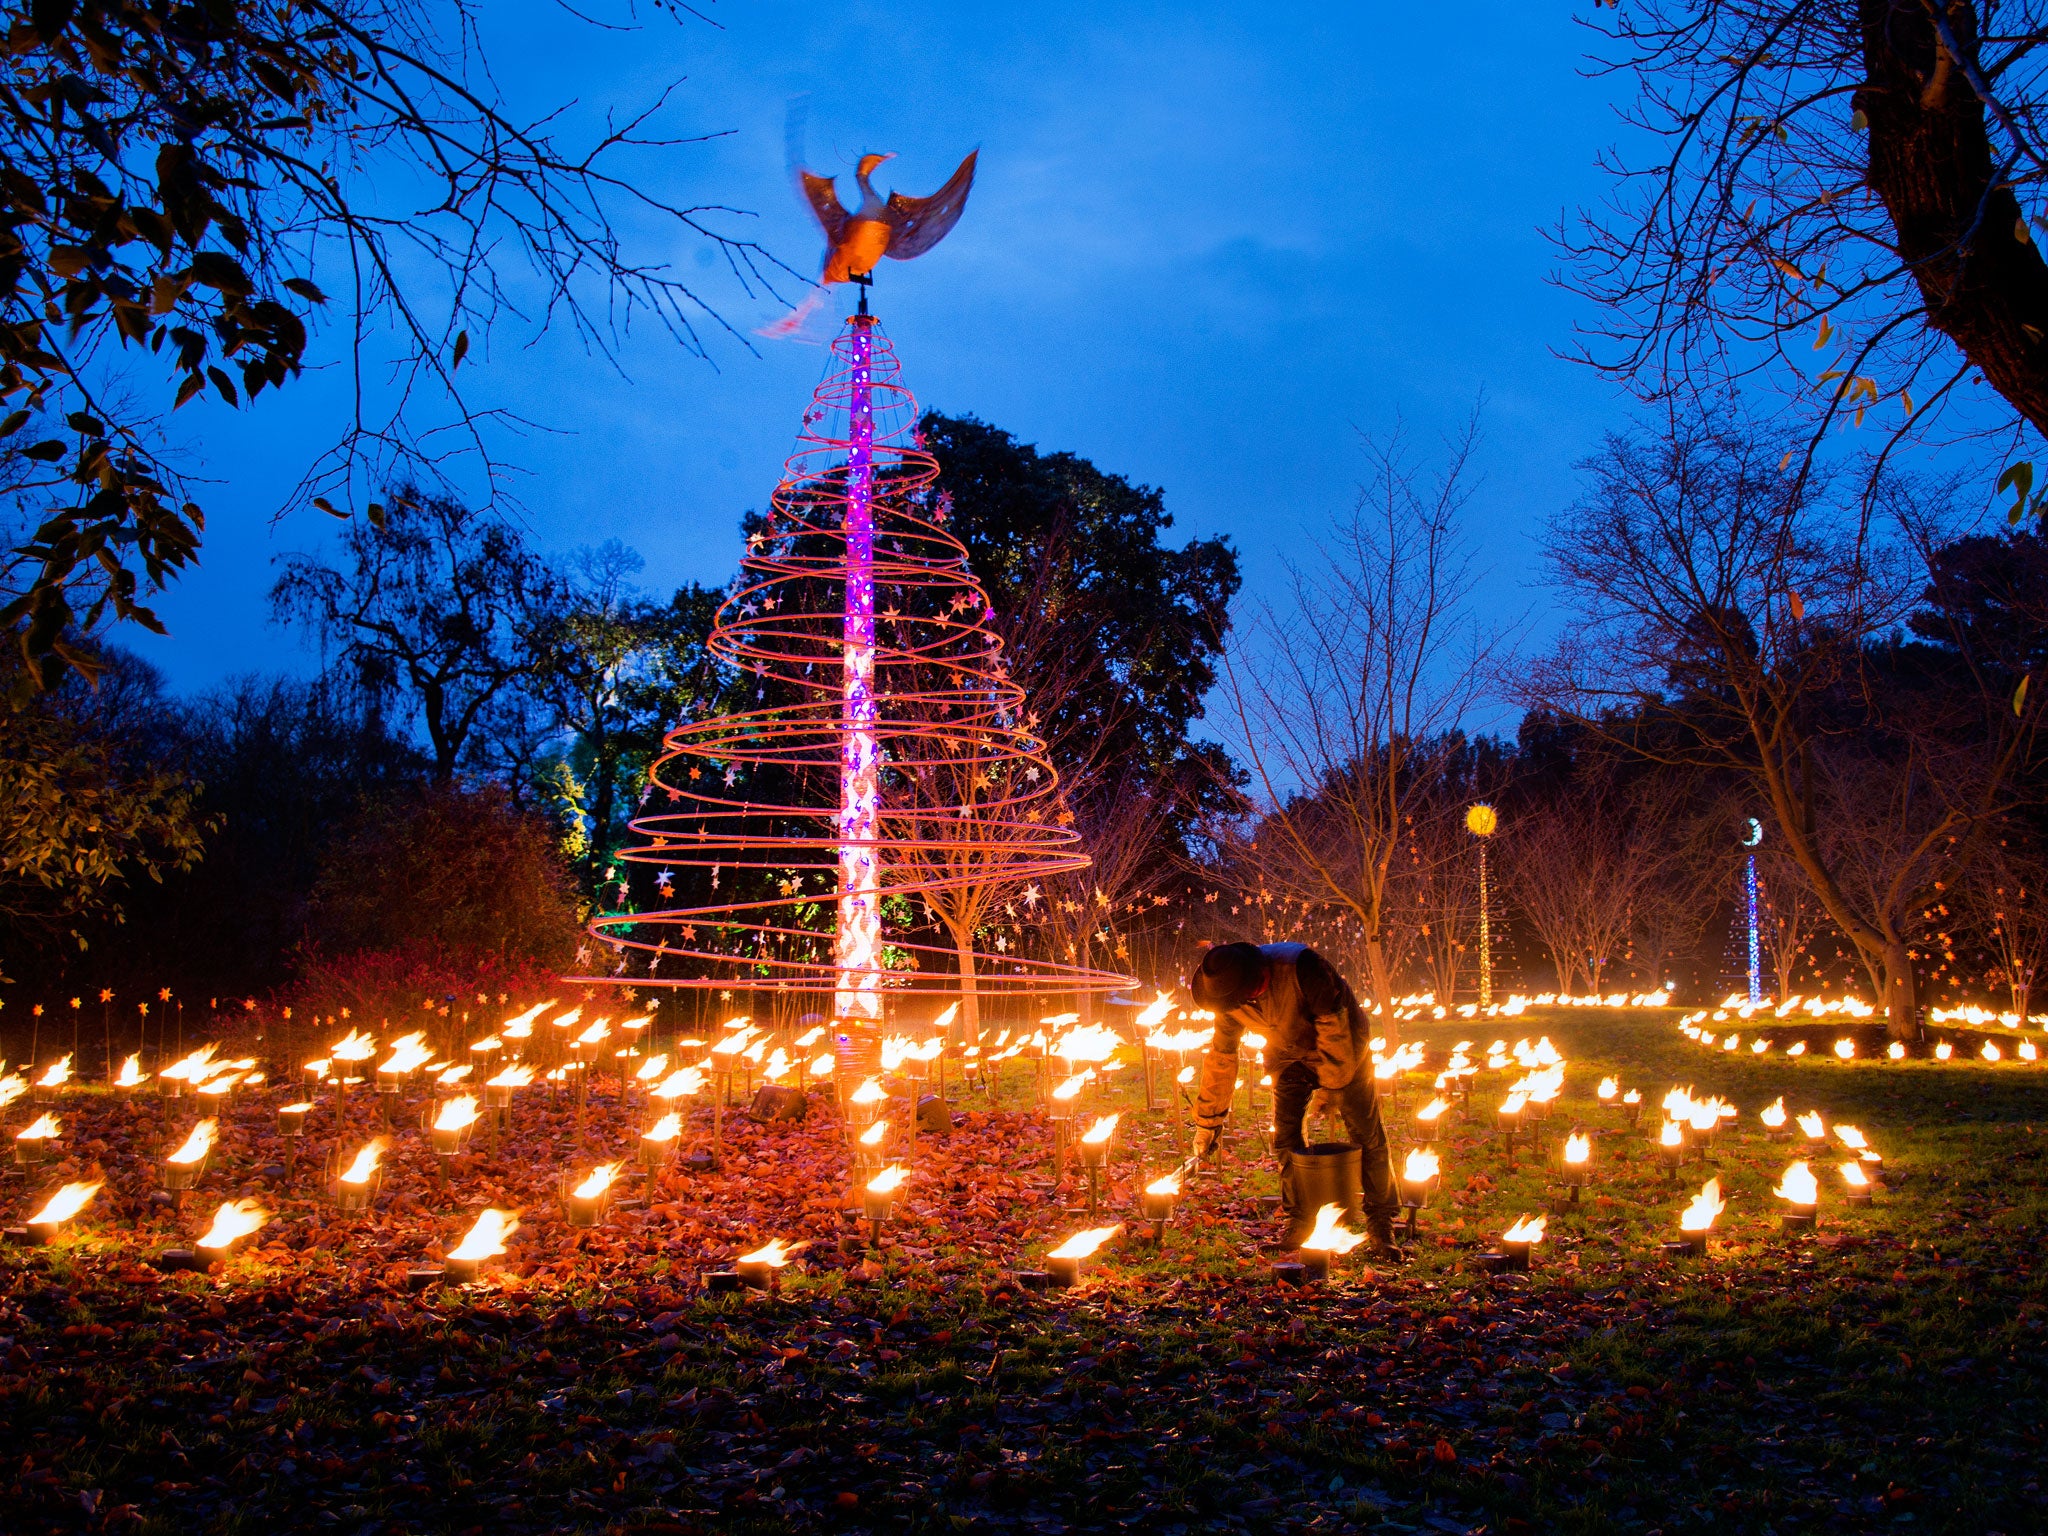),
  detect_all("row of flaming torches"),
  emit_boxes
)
[1680,1016,2041,1062]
